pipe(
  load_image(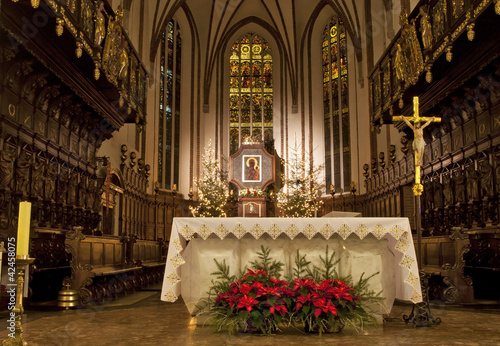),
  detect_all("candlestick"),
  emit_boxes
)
[3,257,34,346]
[16,202,31,258]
